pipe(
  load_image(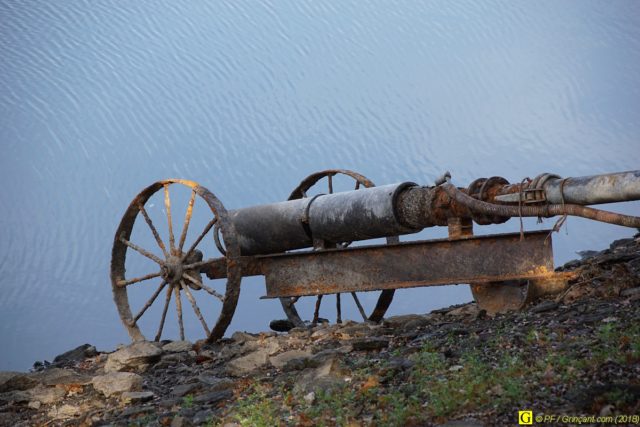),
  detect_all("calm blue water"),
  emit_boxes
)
[1,1,639,371]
